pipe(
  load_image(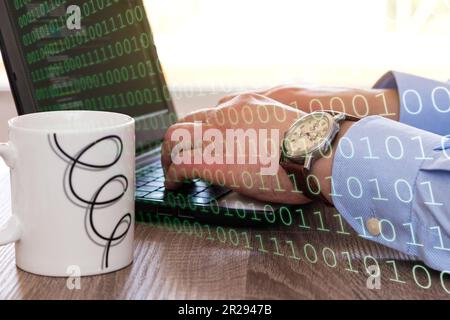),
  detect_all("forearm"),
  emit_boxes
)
[262,87,400,121]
